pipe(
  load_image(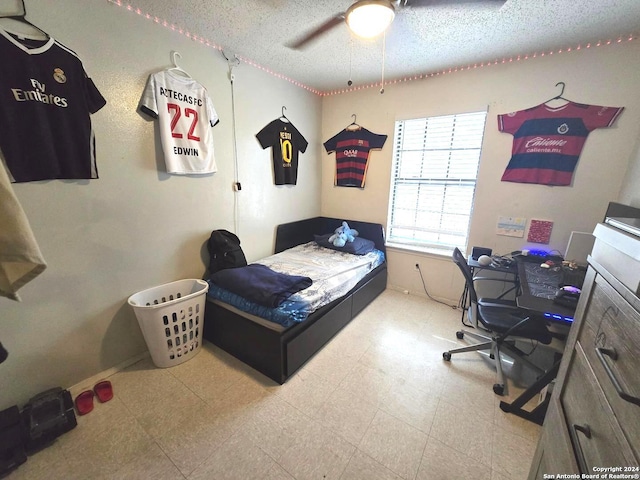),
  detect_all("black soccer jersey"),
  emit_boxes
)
[256,119,308,185]
[0,28,106,183]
